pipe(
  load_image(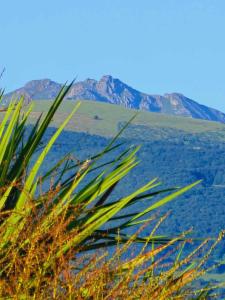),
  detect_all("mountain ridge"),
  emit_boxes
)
[4,75,225,123]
